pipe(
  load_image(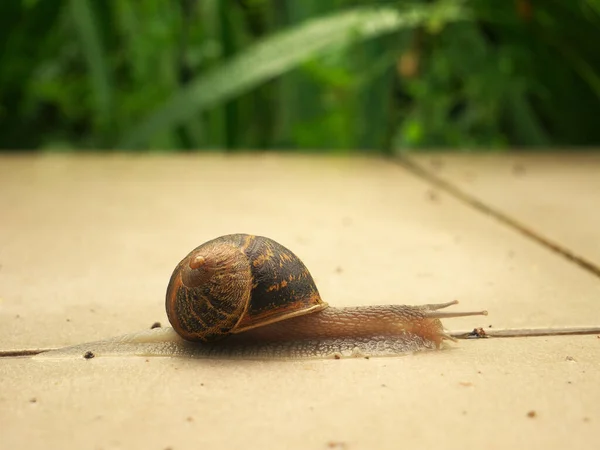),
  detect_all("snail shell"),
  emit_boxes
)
[165,234,327,342]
